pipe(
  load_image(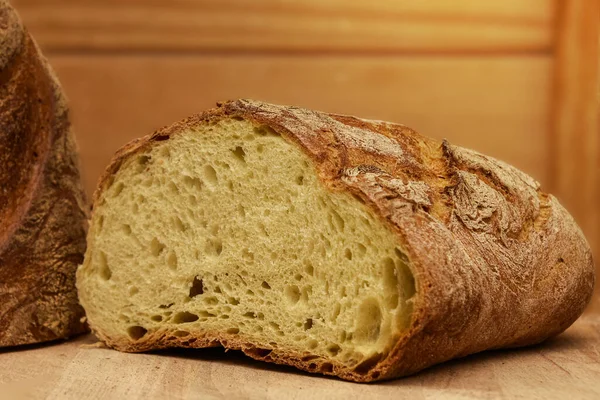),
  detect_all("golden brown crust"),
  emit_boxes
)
[89,99,594,382]
[0,0,88,347]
